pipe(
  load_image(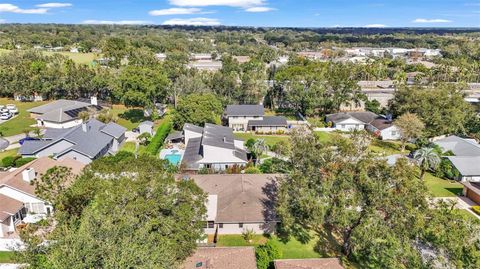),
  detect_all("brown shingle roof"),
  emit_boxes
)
[182,247,257,269]
[0,194,24,222]
[274,258,344,269]
[188,174,281,223]
[0,157,85,196]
